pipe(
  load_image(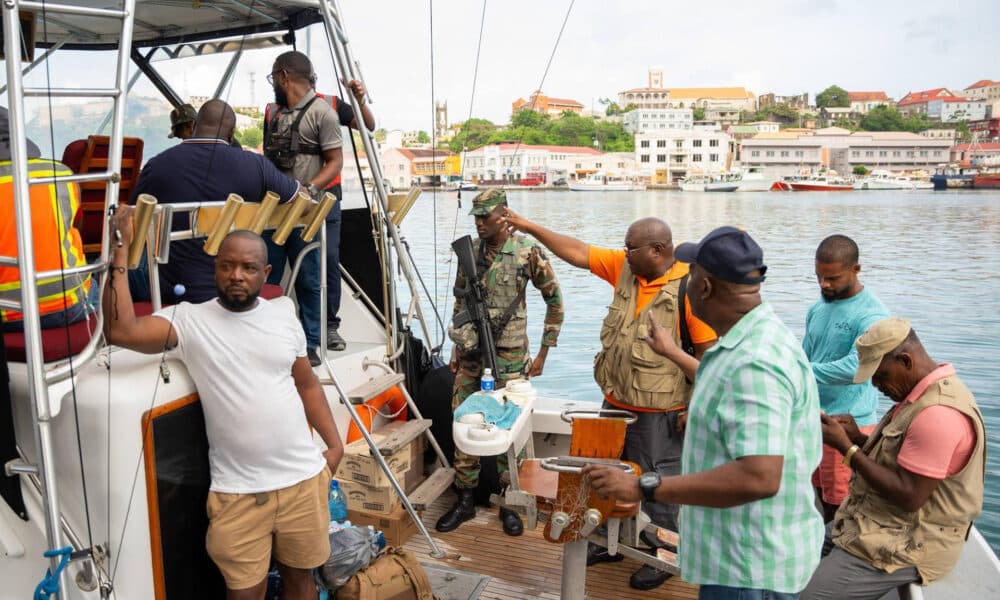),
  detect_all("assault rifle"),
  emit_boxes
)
[451,234,500,376]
